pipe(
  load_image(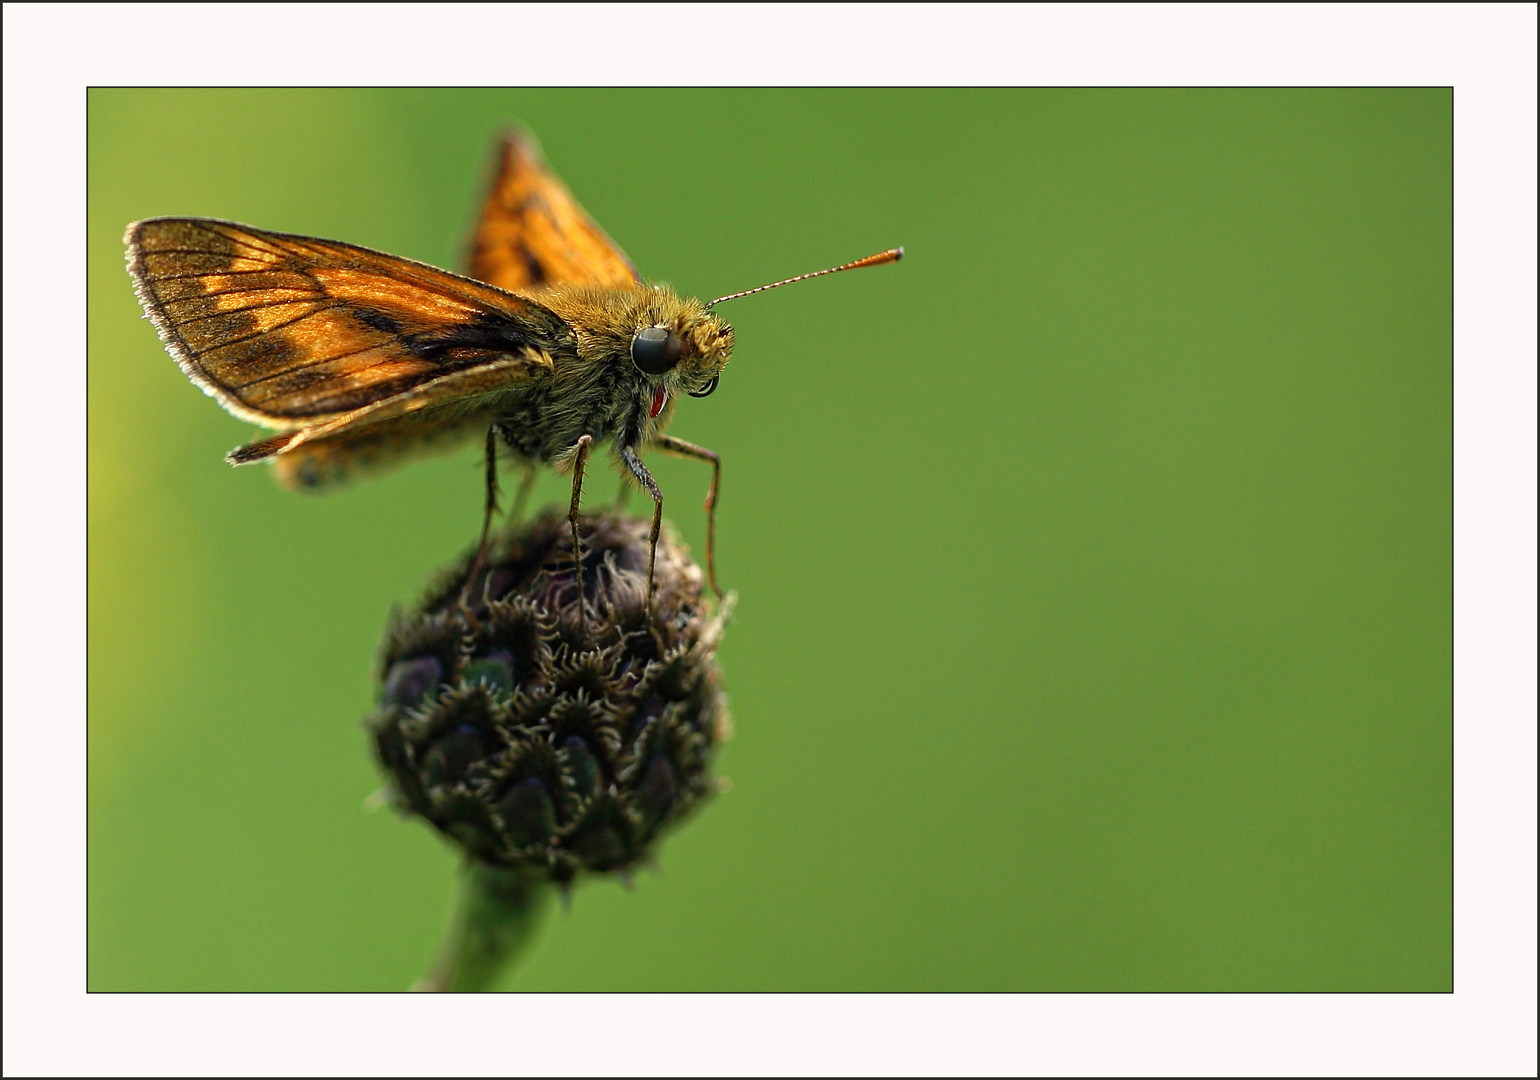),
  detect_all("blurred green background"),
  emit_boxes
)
[88,89,1451,991]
